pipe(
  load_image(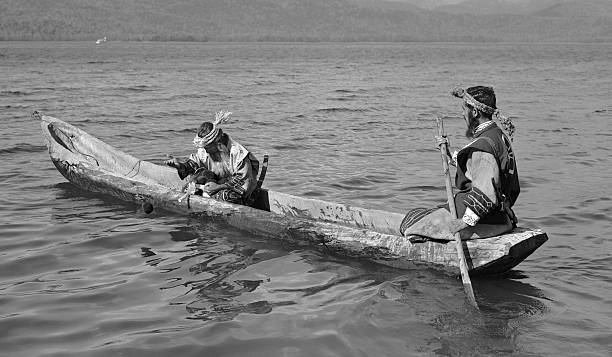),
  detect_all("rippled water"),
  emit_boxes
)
[1,42,611,356]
